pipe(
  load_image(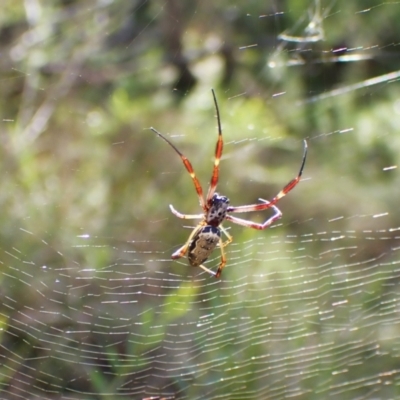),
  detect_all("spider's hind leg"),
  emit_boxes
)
[199,263,217,277]
[215,236,227,278]
[171,223,204,260]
